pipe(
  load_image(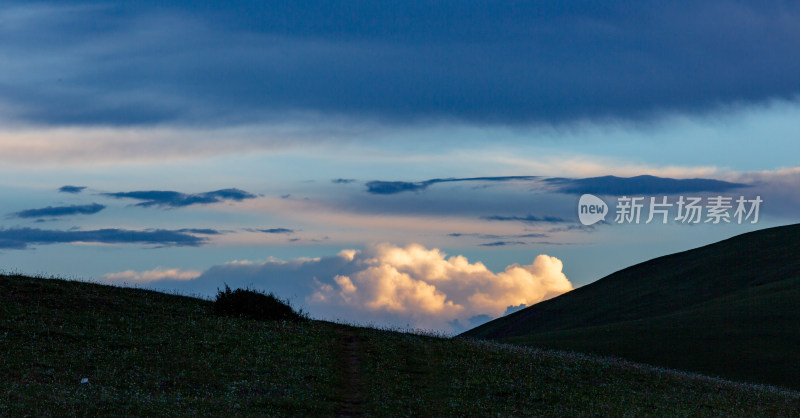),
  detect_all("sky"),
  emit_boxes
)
[1,0,799,334]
